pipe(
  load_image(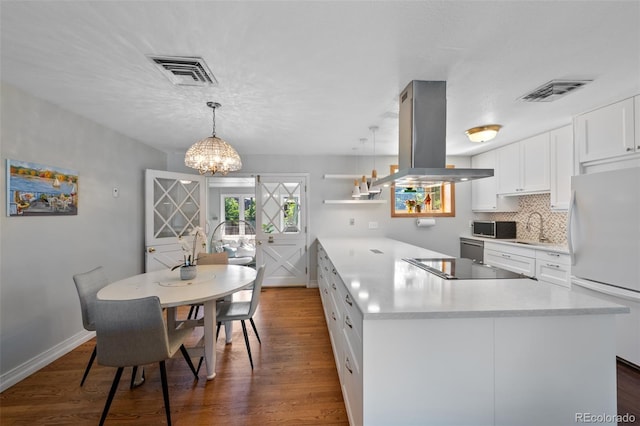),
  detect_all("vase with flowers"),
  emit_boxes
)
[405,199,416,213]
[171,226,206,280]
